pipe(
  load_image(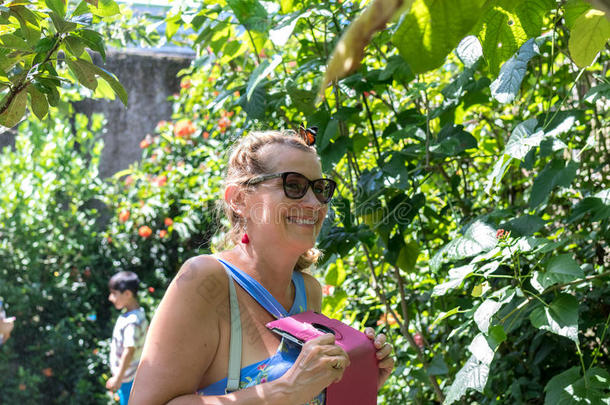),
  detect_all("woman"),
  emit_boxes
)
[130,130,394,404]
